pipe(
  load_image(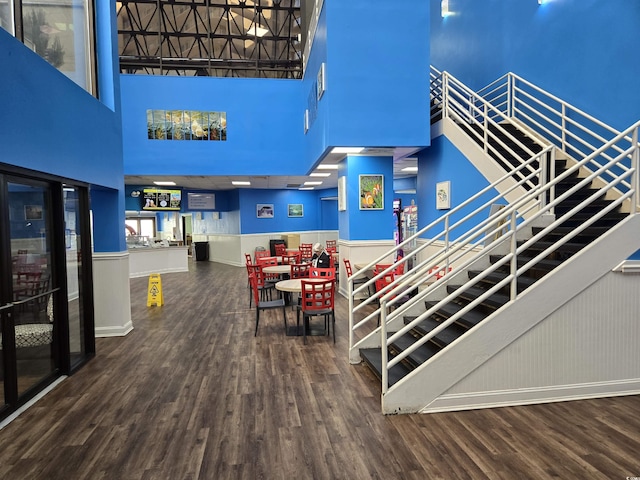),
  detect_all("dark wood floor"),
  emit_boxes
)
[0,260,639,479]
